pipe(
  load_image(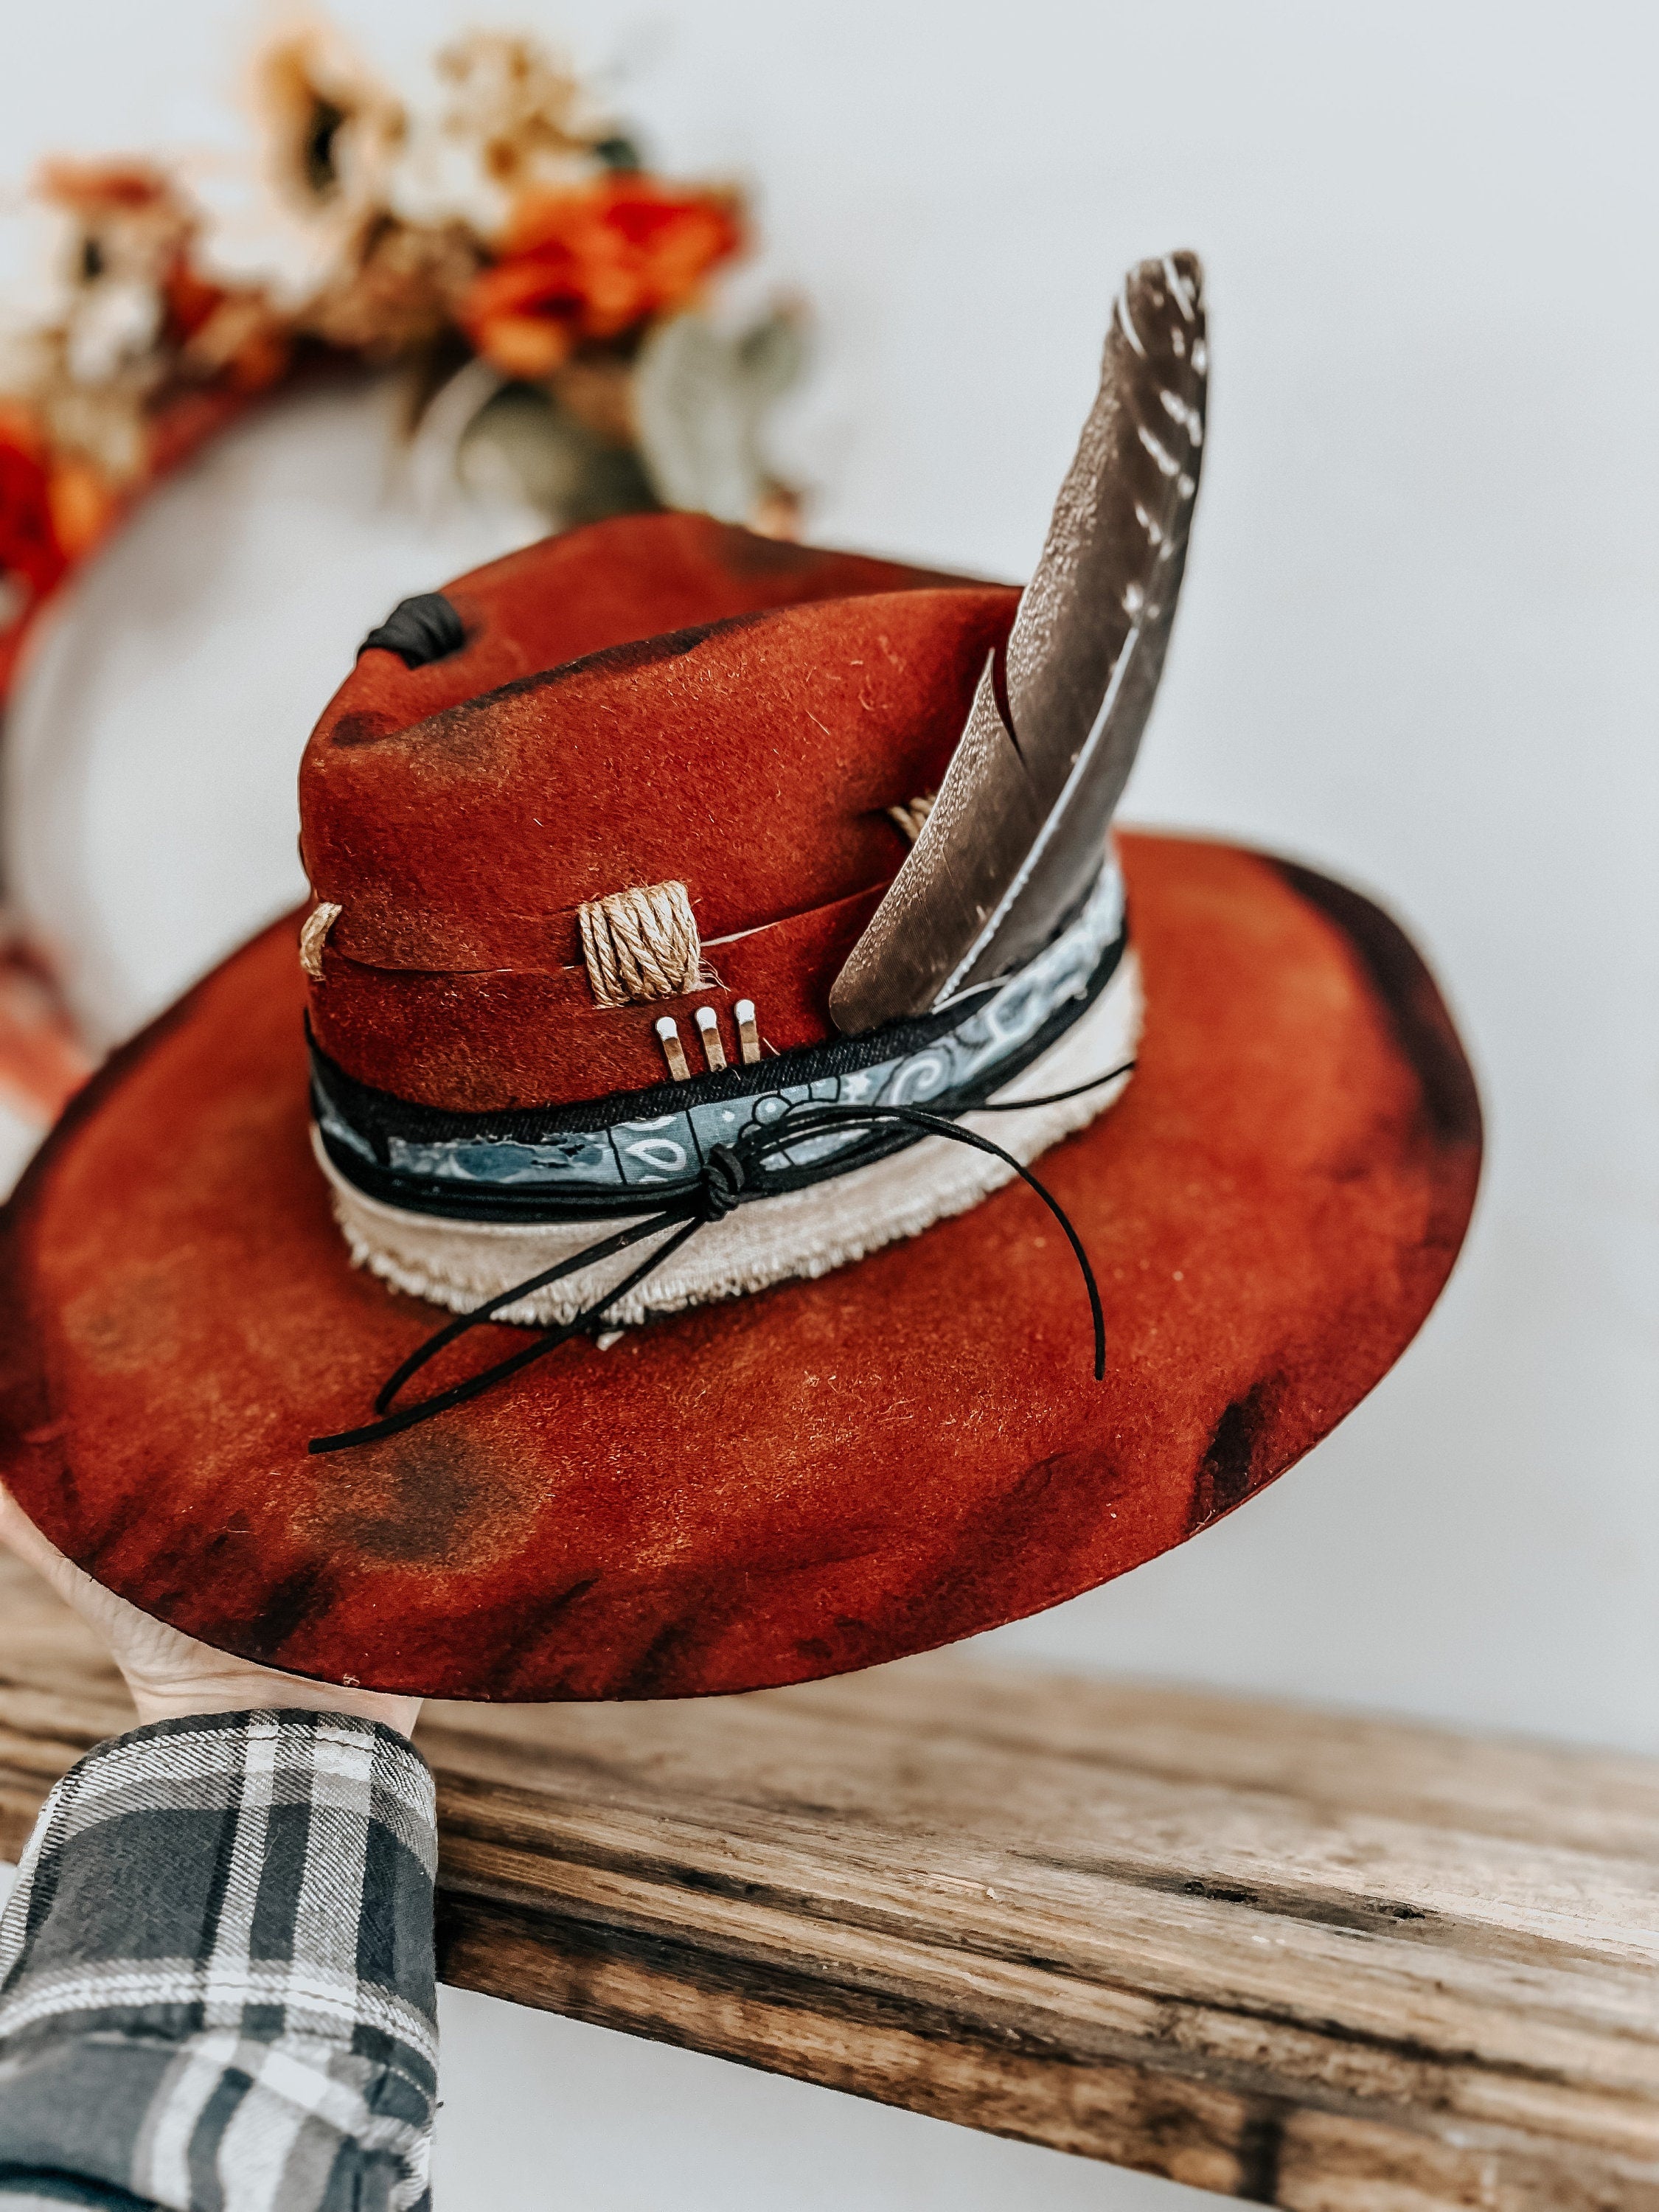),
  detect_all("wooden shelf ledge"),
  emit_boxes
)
[2,1554,1656,2208]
